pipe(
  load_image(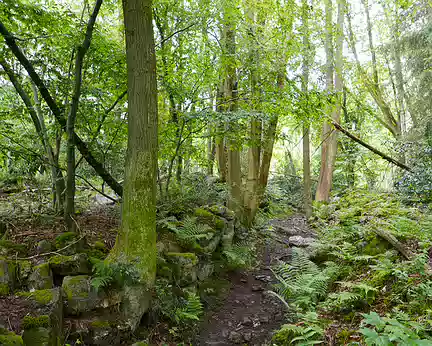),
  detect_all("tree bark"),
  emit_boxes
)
[65,0,102,232]
[301,0,312,218]
[316,0,335,202]
[109,0,158,330]
[331,120,411,171]
[0,19,123,196]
